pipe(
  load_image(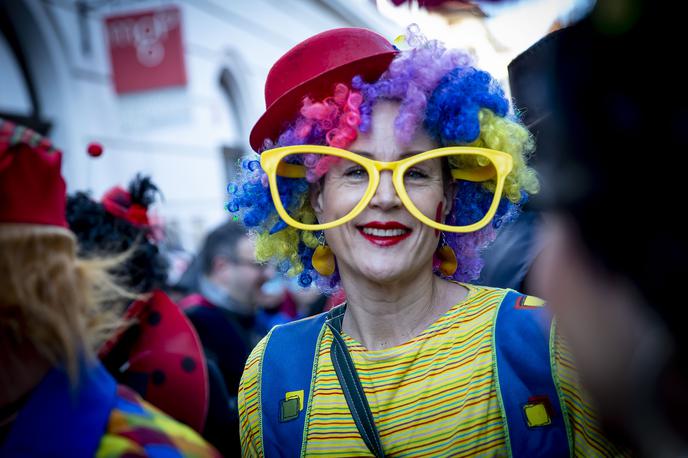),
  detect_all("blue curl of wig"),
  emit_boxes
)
[424,67,509,145]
